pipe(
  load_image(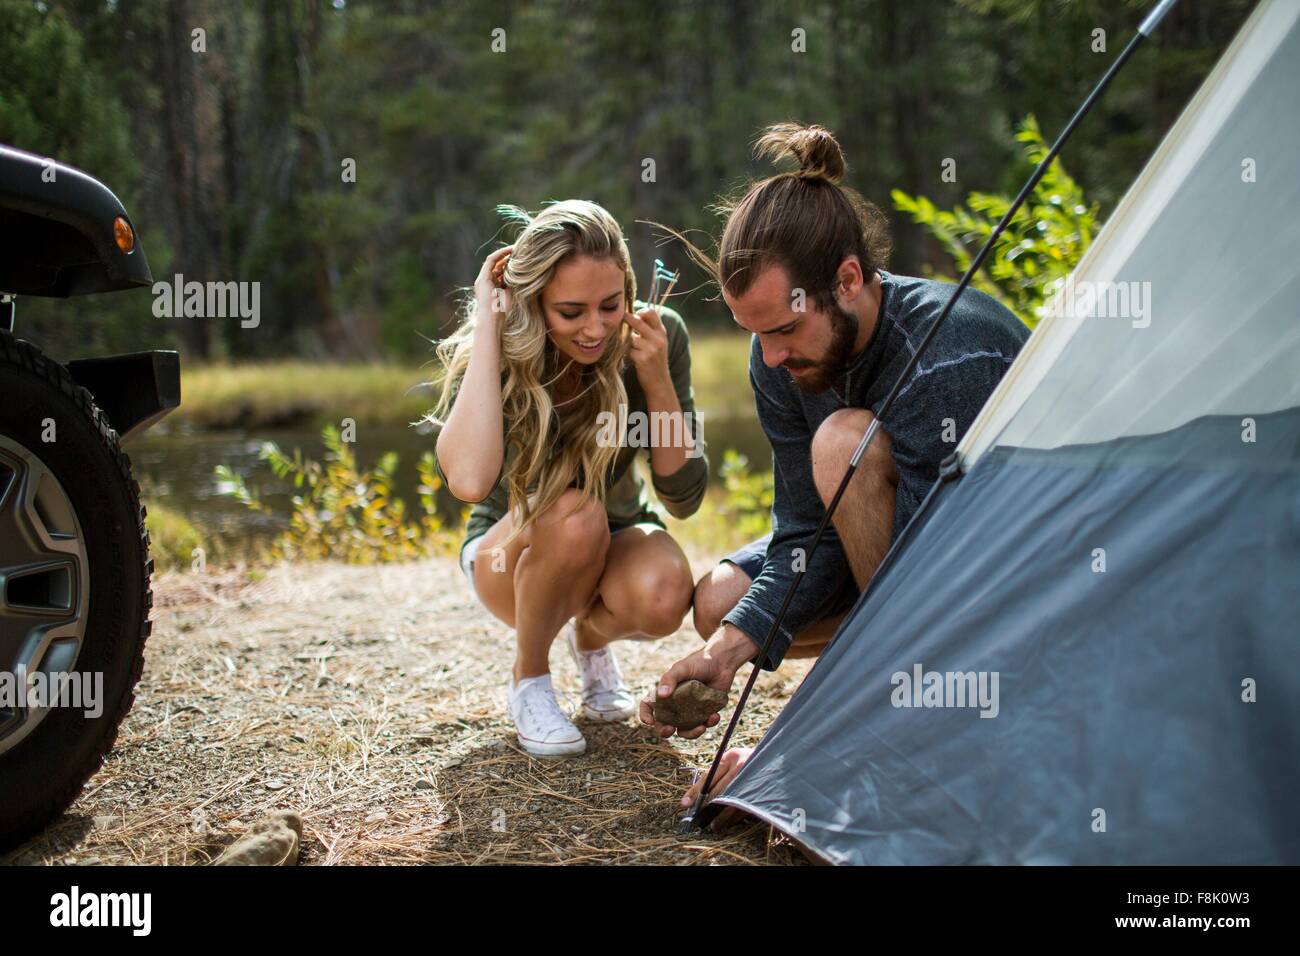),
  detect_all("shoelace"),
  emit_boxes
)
[517,683,571,730]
